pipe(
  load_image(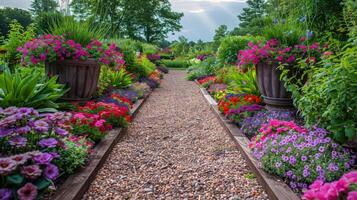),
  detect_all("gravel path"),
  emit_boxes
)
[83,70,268,200]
